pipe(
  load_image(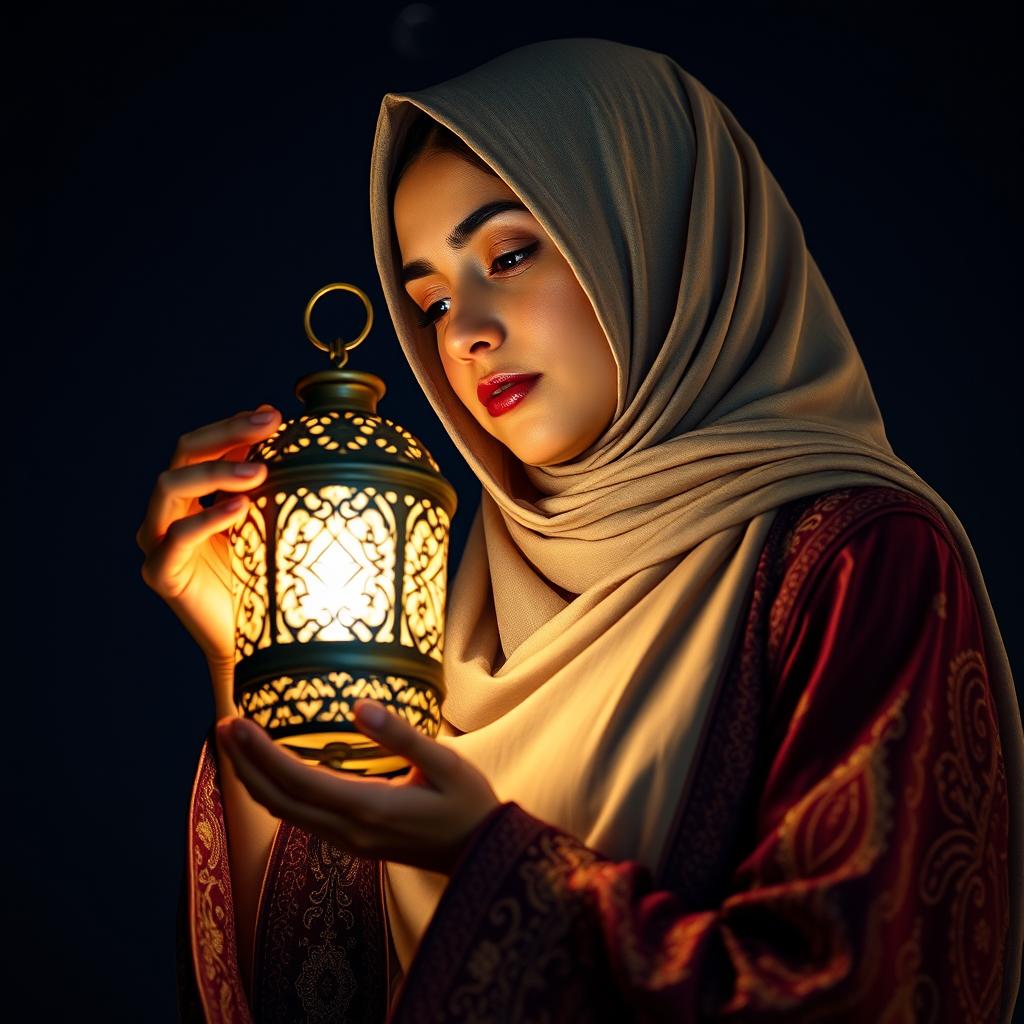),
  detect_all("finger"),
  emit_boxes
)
[136,405,279,554]
[218,725,373,851]
[219,717,385,824]
[141,495,250,593]
[170,405,282,472]
[354,699,462,789]
[137,457,268,554]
